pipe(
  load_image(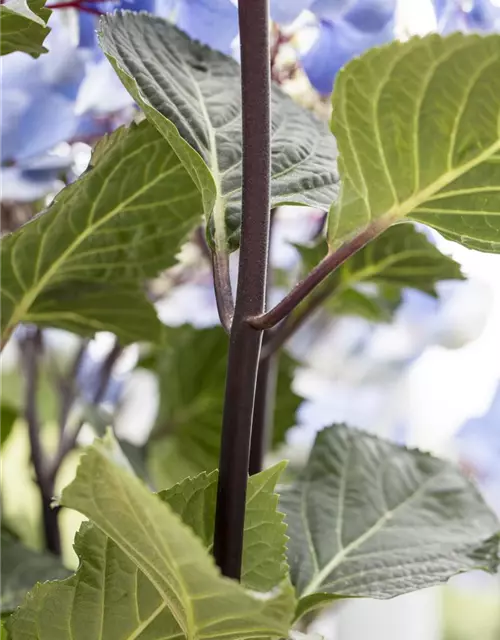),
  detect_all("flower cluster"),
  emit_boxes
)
[3,0,499,203]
